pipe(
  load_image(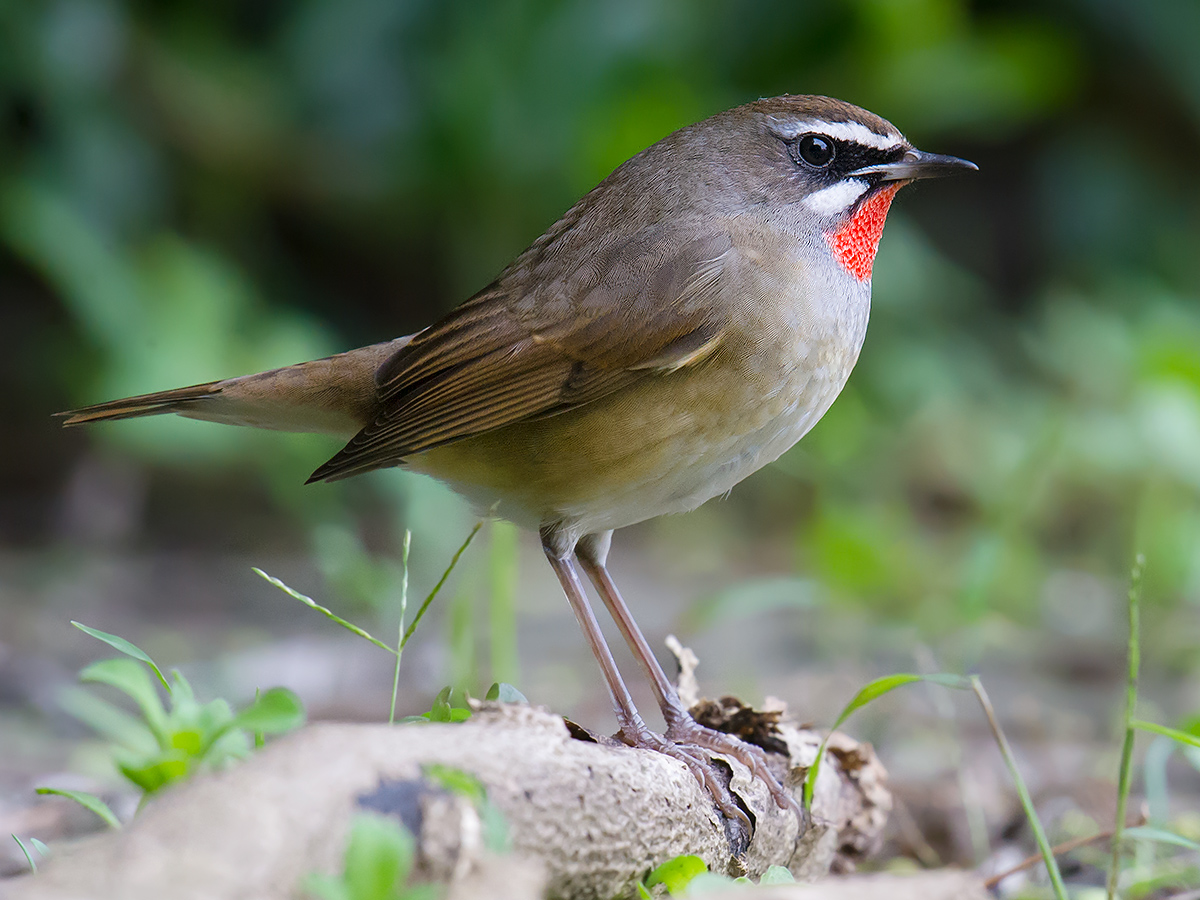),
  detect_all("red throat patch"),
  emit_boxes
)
[826,183,902,280]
